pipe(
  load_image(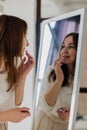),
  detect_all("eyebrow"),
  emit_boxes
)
[63,43,75,46]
